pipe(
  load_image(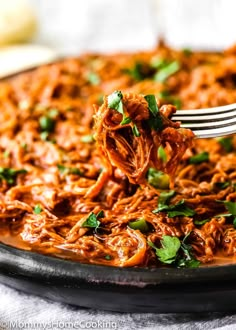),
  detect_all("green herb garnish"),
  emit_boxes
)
[144,94,163,131]
[87,72,100,85]
[108,91,131,127]
[39,116,55,132]
[3,150,9,158]
[48,108,59,118]
[148,233,200,268]
[81,210,104,230]
[148,236,181,264]
[182,48,192,57]
[57,164,82,176]
[217,137,233,152]
[81,135,95,143]
[105,255,112,260]
[128,218,149,233]
[158,146,167,162]
[153,191,195,218]
[123,62,145,81]
[194,219,210,226]
[214,182,230,189]
[34,204,42,214]
[132,124,140,137]
[0,167,27,184]
[154,199,196,217]
[189,151,209,164]
[150,57,167,69]
[158,190,176,206]
[154,61,180,83]
[146,168,169,189]
[120,116,132,125]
